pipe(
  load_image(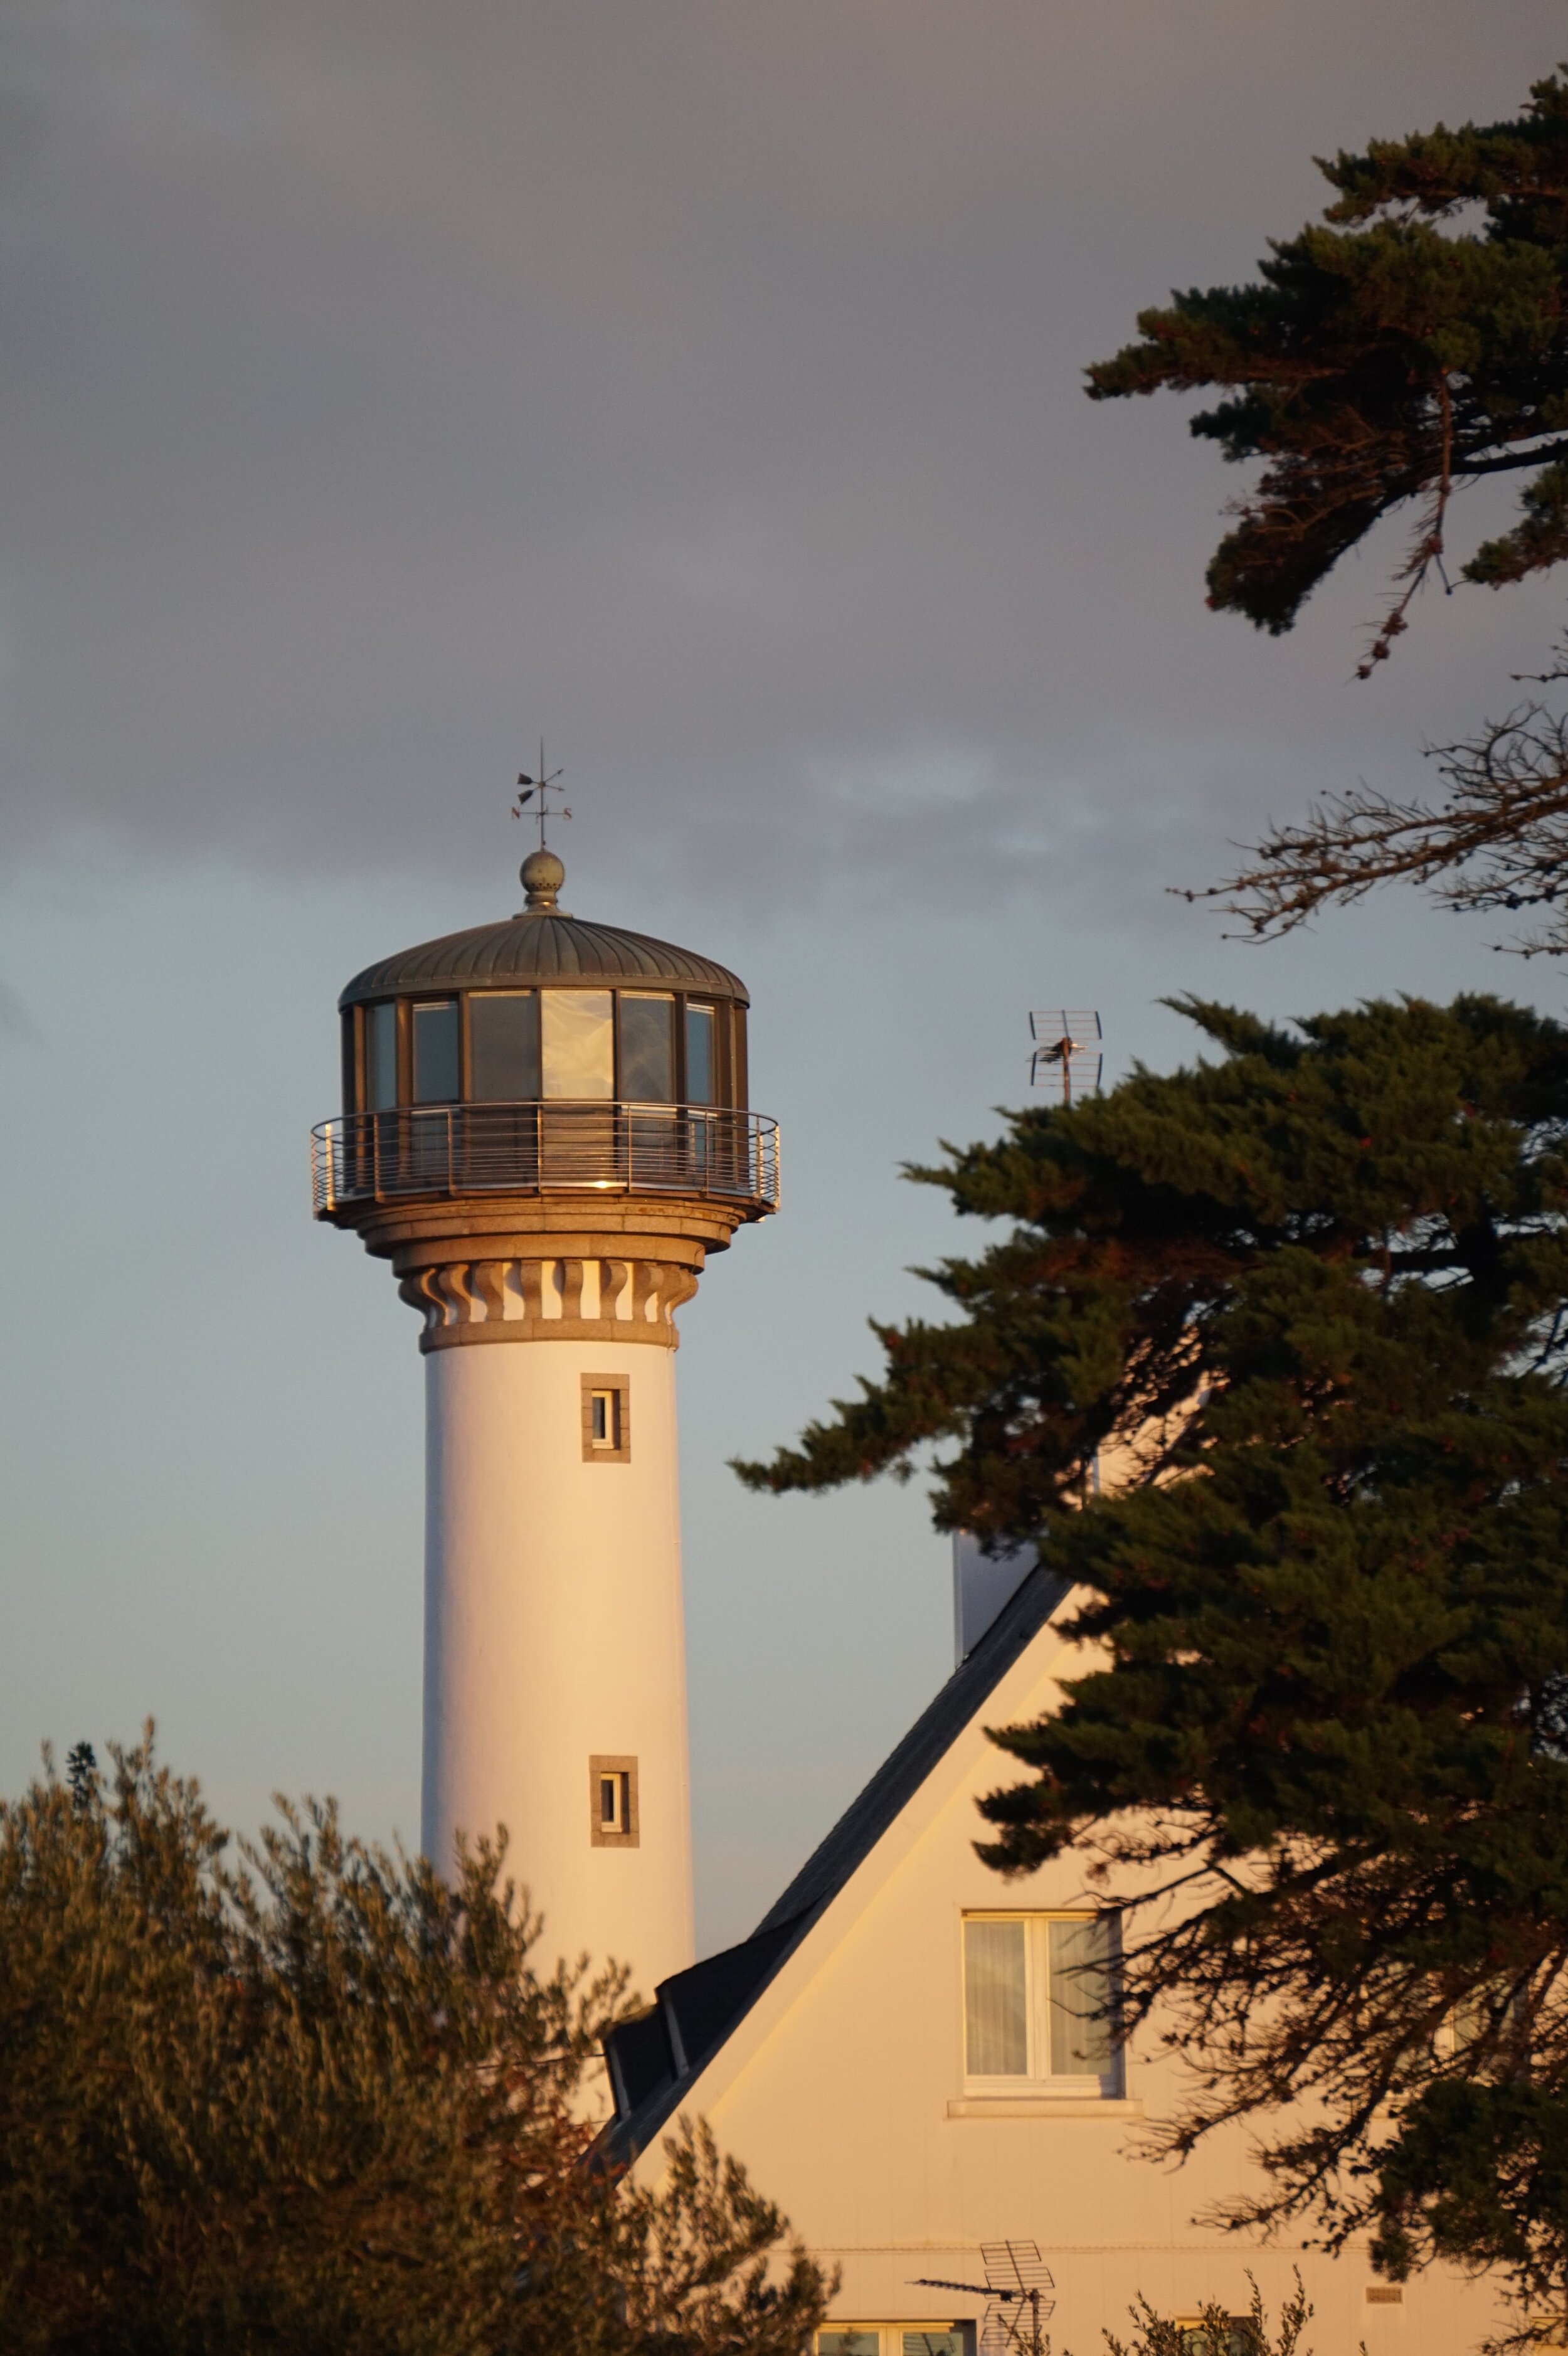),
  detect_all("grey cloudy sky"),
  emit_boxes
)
[3,1,1566,1955]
